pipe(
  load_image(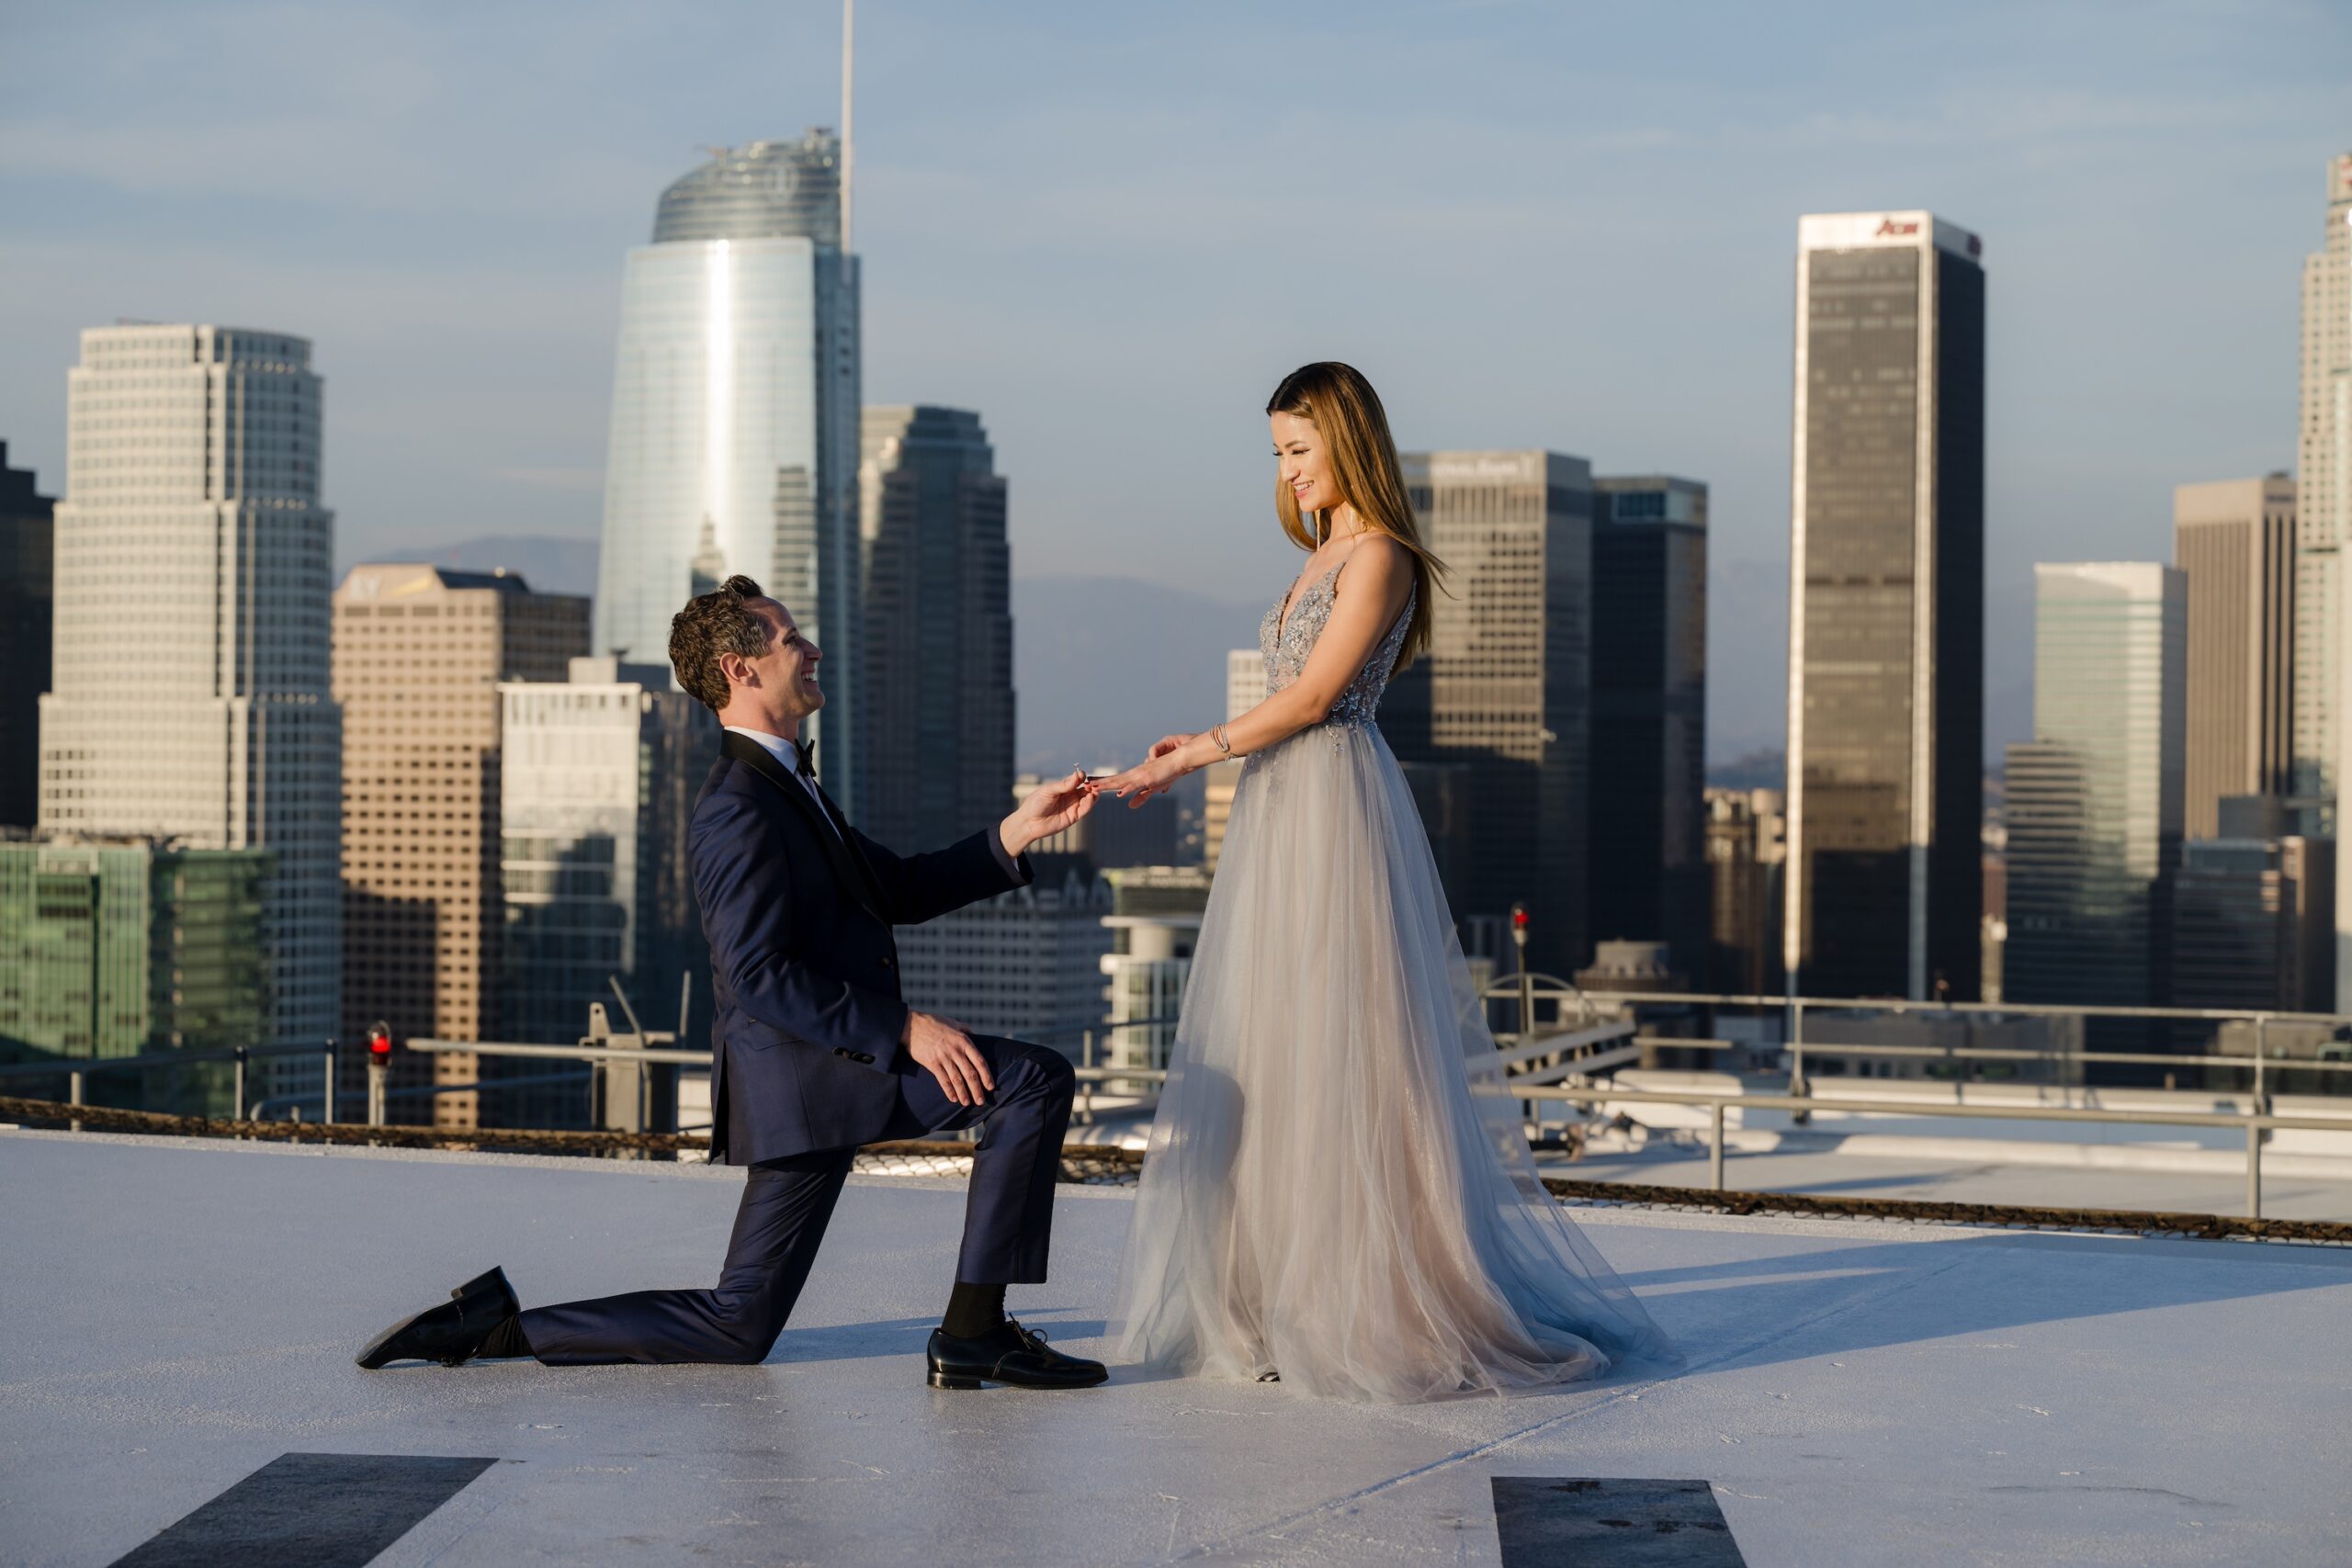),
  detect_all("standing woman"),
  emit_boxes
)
[1102,362,1677,1403]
